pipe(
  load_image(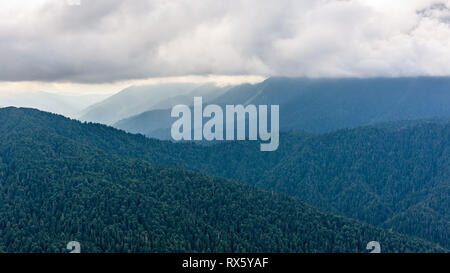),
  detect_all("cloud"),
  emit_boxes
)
[0,0,449,83]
